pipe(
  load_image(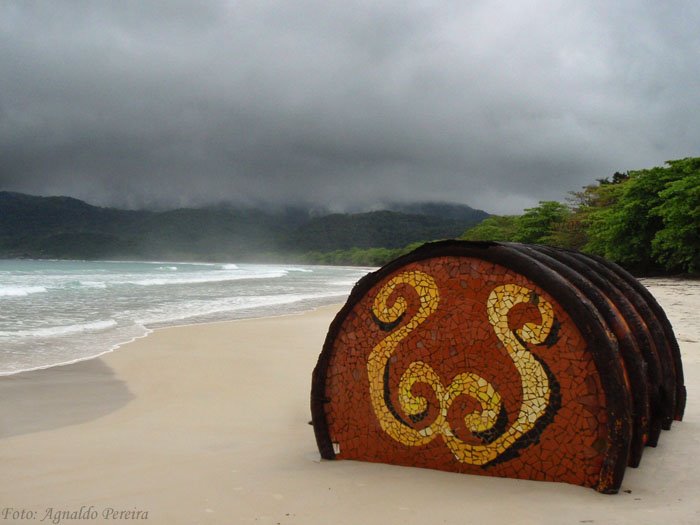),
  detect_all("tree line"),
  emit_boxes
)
[461,157,699,275]
[312,157,699,274]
